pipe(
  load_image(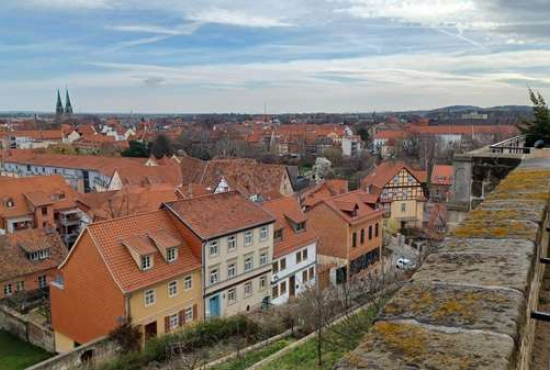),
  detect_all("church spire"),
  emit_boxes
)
[56,89,64,117]
[64,88,73,116]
